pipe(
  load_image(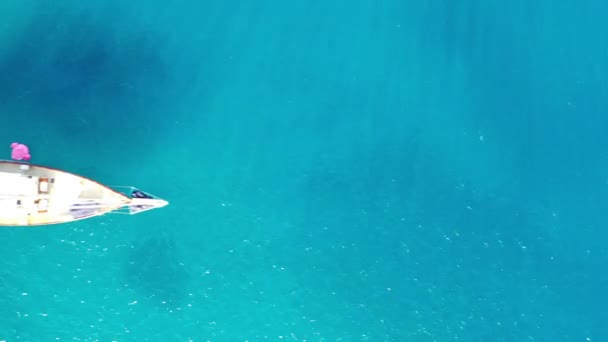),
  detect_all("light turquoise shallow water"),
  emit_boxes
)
[1,1,608,341]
